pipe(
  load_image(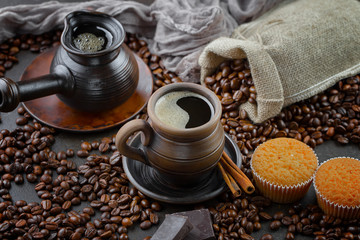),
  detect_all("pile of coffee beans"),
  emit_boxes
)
[0,108,163,239]
[209,180,360,240]
[205,60,360,239]
[263,203,360,240]
[208,195,271,240]
[205,59,360,157]
[0,31,167,240]
[126,34,183,91]
[1,27,360,240]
